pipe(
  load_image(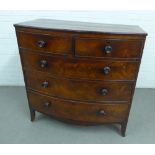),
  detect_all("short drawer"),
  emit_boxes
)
[75,38,143,59]
[25,71,134,102]
[28,91,129,123]
[16,31,72,55]
[21,50,139,81]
